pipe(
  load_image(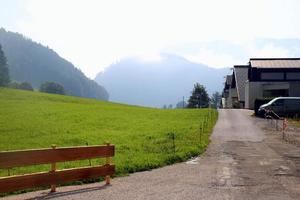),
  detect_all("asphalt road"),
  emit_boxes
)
[5,109,300,200]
